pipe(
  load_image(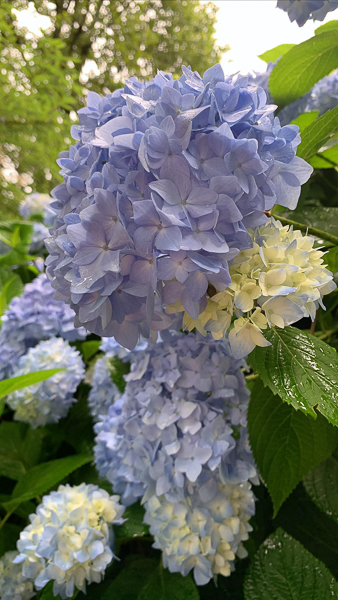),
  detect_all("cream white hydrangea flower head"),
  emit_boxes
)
[14,484,125,599]
[0,551,35,600]
[168,218,336,358]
